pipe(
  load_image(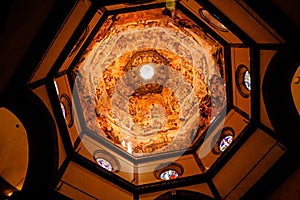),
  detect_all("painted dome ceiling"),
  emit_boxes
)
[72,7,226,157]
[3,0,296,198]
